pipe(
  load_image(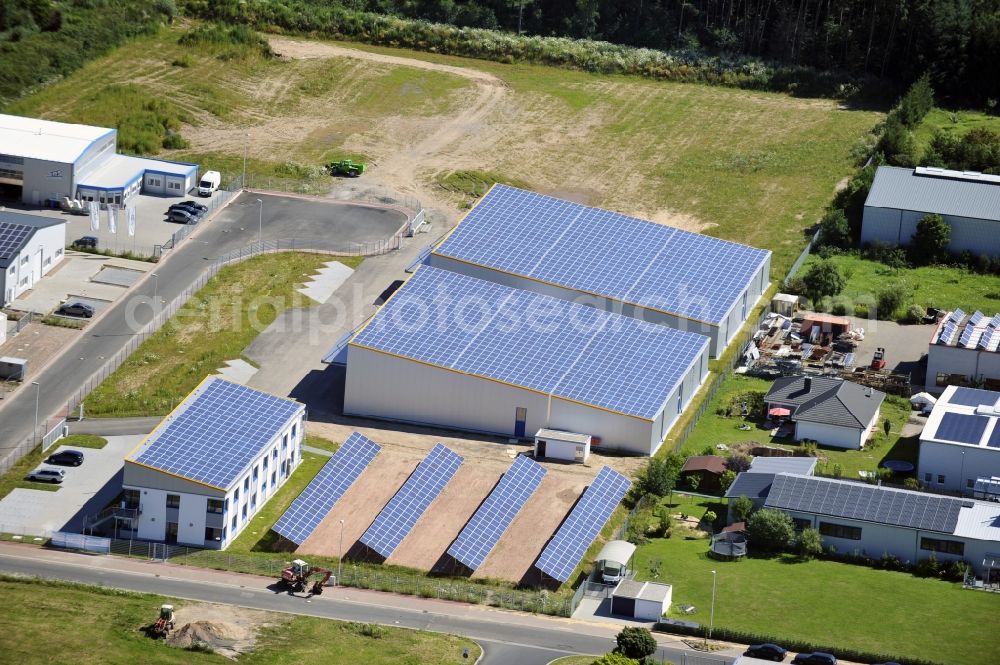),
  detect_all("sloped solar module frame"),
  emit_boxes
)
[272,432,380,545]
[935,412,989,445]
[132,377,302,489]
[350,266,709,419]
[947,387,1000,408]
[987,425,1000,449]
[535,466,631,582]
[0,223,31,261]
[764,474,963,533]
[359,443,463,558]
[951,308,966,323]
[432,185,770,325]
[969,310,985,326]
[447,456,547,571]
